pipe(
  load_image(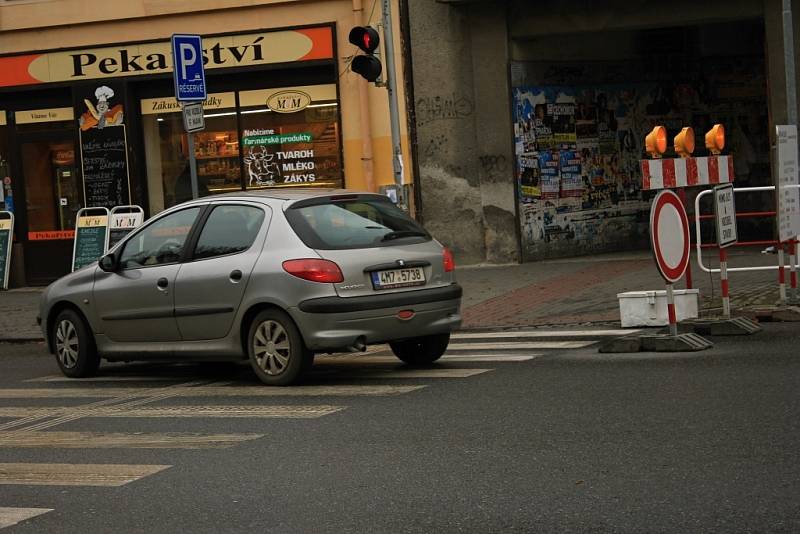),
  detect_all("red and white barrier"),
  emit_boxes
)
[640,155,735,190]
